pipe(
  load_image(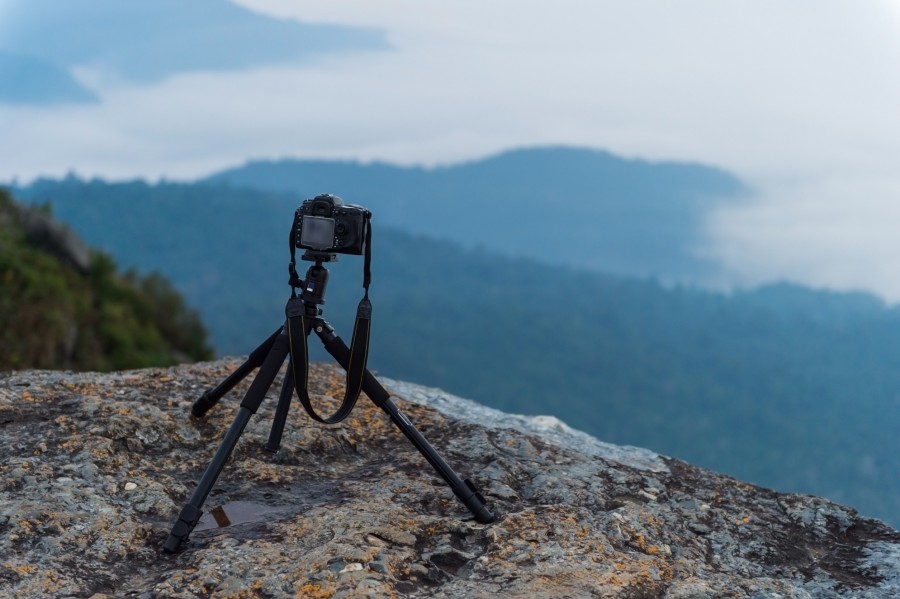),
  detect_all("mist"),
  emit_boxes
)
[2,0,900,298]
